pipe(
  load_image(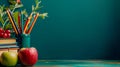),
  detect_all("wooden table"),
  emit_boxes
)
[17,60,120,67]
